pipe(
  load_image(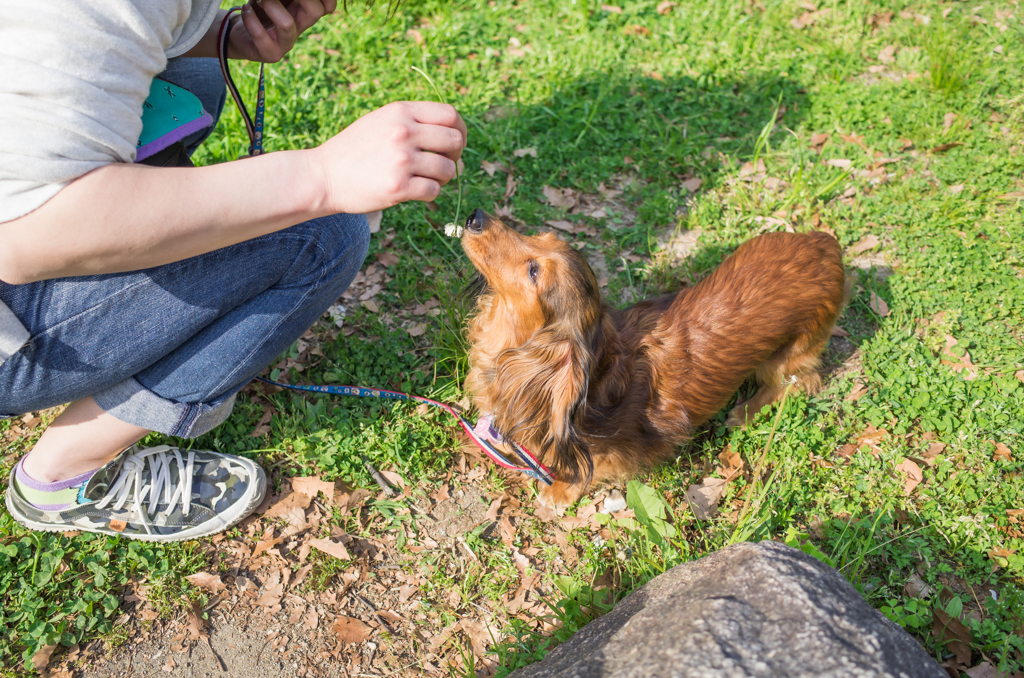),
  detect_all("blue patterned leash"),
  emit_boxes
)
[254,377,555,485]
[218,8,266,157]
